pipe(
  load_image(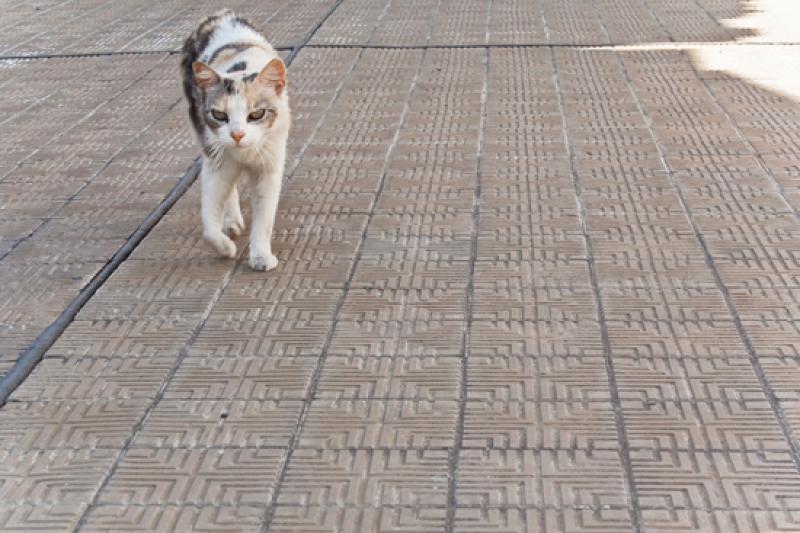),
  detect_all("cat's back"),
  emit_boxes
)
[183,10,275,68]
